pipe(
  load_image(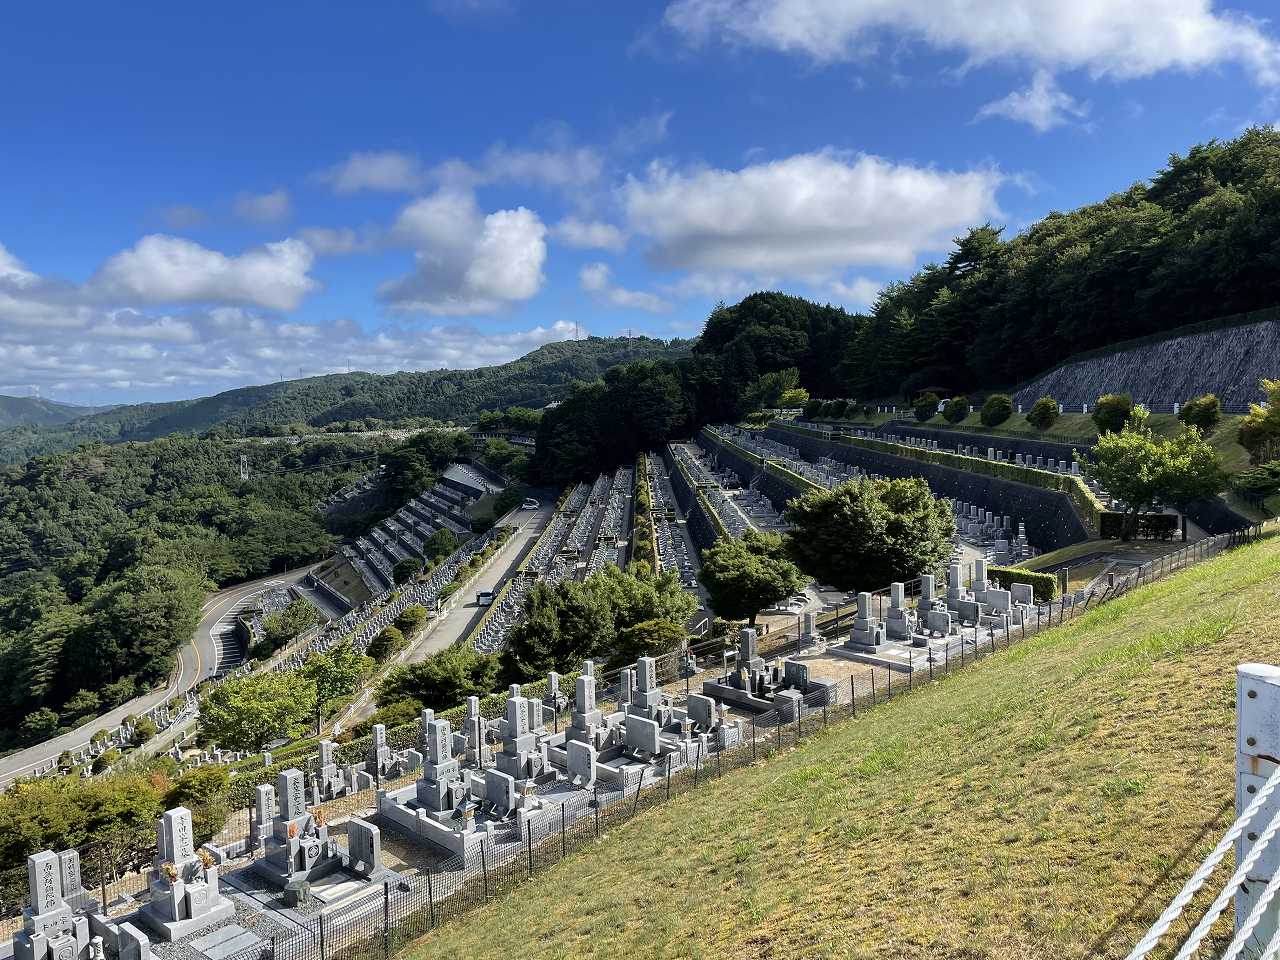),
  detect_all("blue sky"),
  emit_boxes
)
[1,0,1277,405]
